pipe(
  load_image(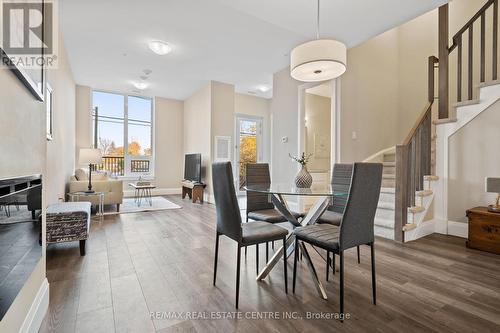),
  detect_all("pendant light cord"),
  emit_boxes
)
[316,0,320,39]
